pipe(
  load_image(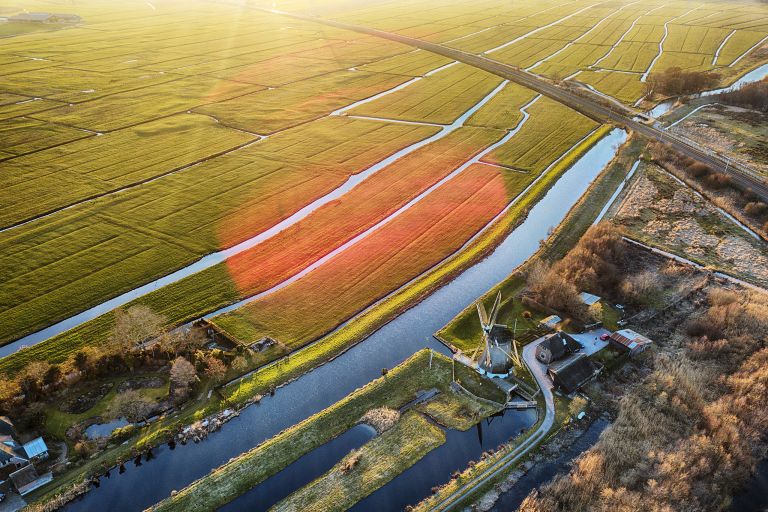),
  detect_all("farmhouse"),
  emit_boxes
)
[535,331,581,365]
[609,329,653,356]
[547,353,599,394]
[0,417,50,495]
